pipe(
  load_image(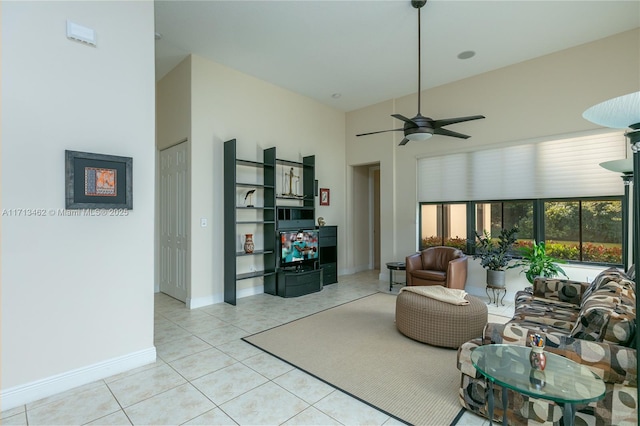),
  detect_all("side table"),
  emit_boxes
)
[386,262,406,291]
[471,344,605,426]
[486,284,506,306]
